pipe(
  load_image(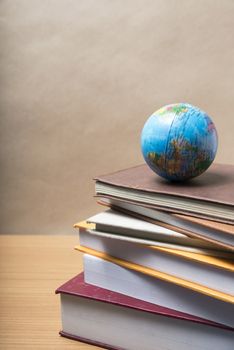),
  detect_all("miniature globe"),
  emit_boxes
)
[141,103,218,181]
